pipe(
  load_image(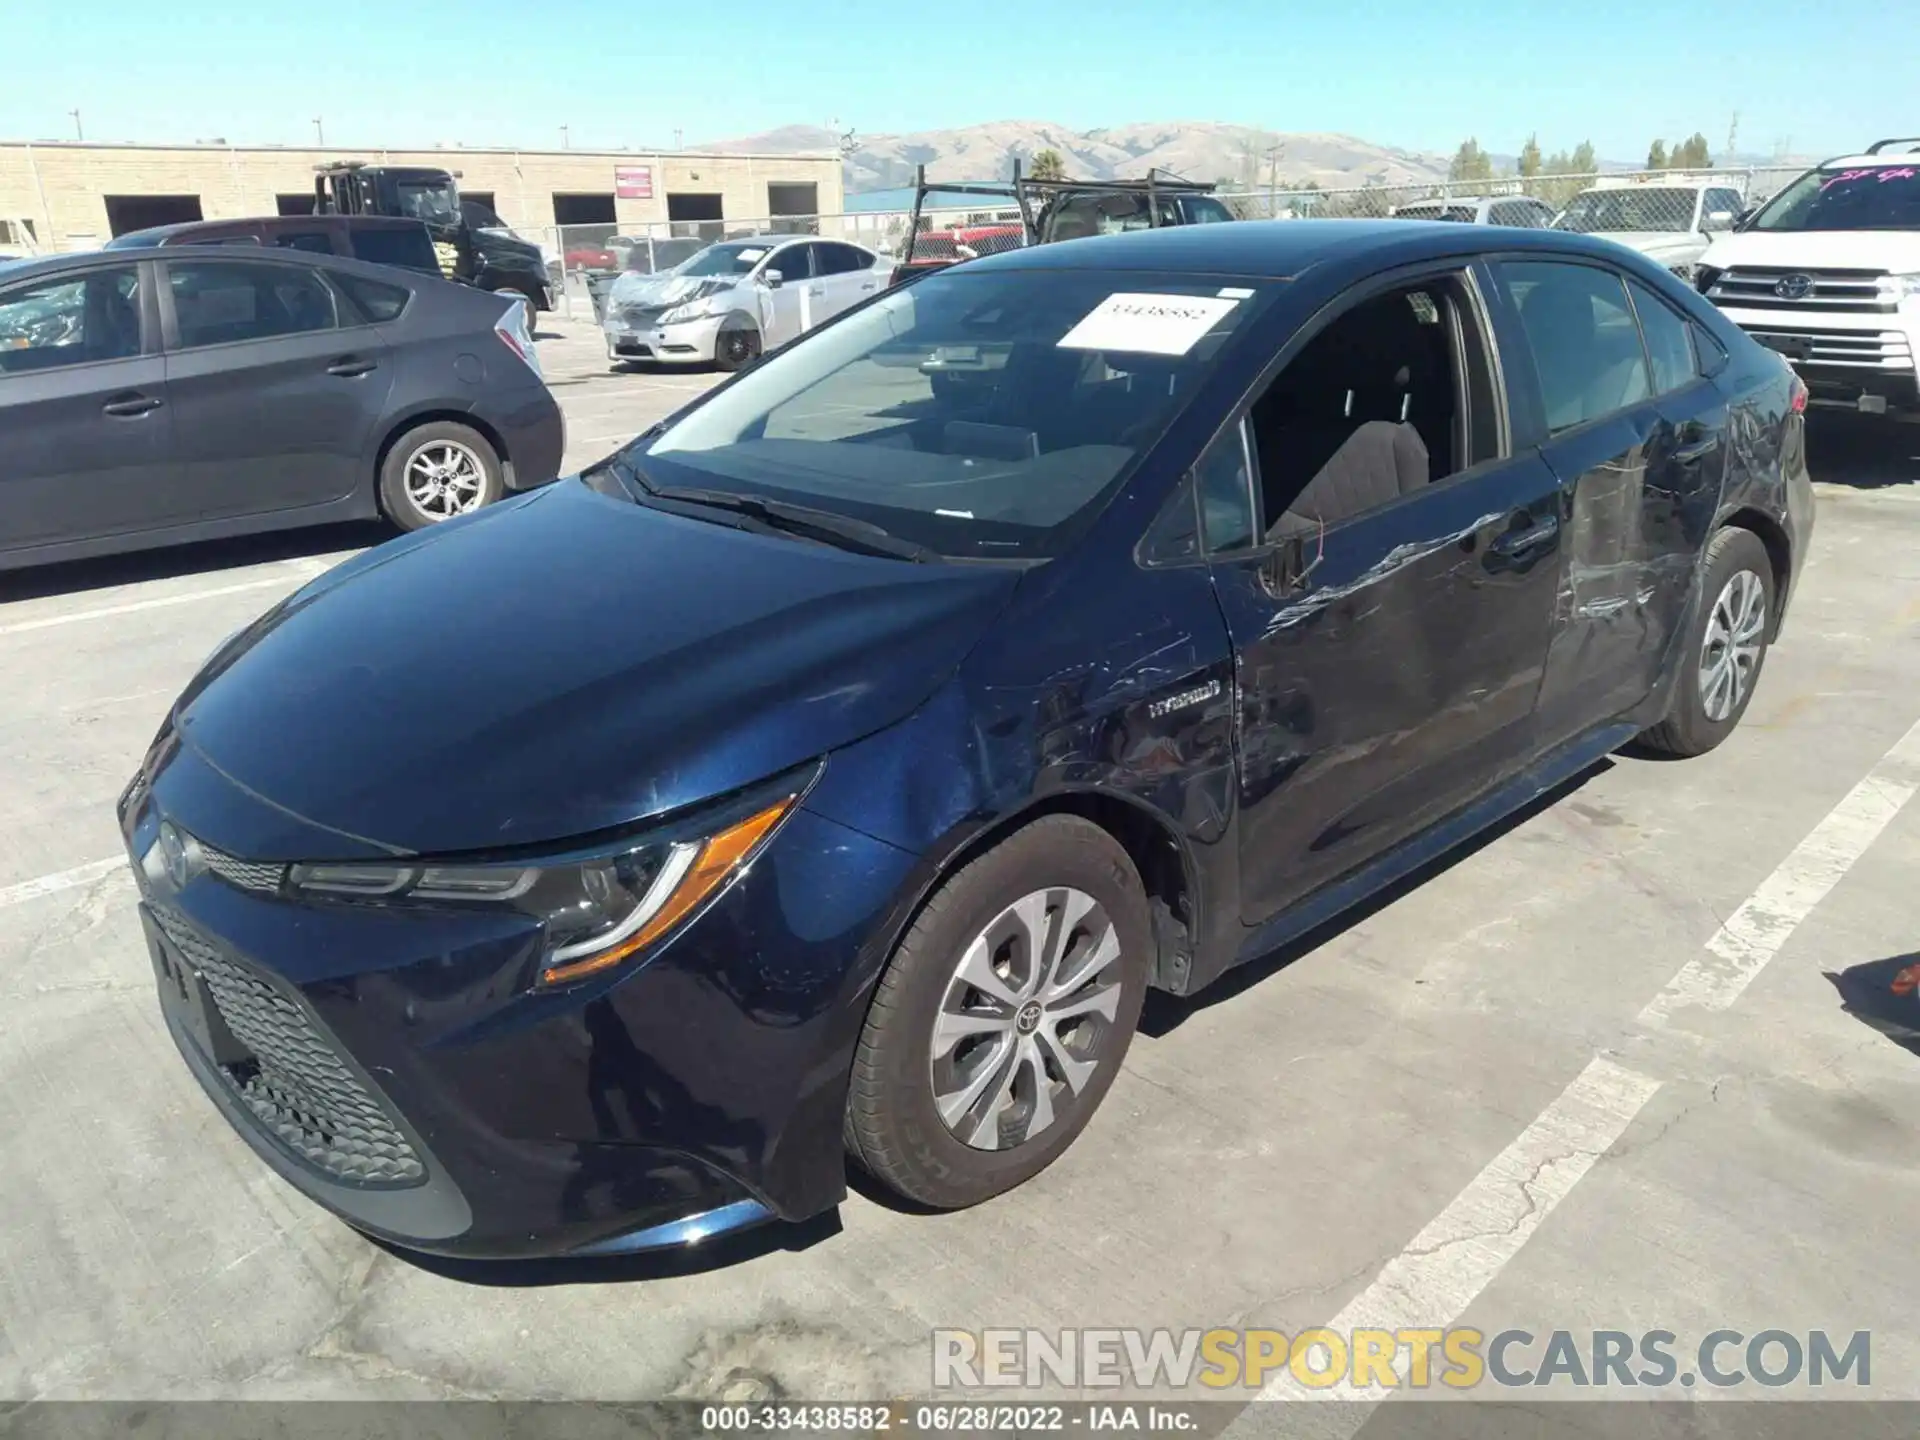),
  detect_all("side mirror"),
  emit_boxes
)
[762,269,784,290]
[1705,209,1736,231]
